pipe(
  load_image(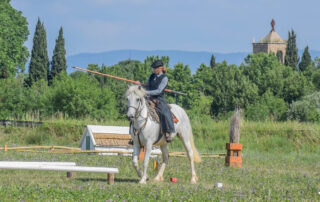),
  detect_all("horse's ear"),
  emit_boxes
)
[126,84,130,89]
[138,85,141,90]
